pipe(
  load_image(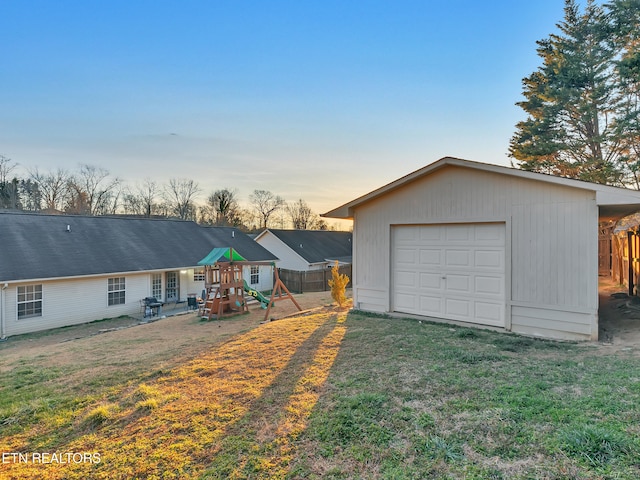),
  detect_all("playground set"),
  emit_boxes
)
[197,247,301,322]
